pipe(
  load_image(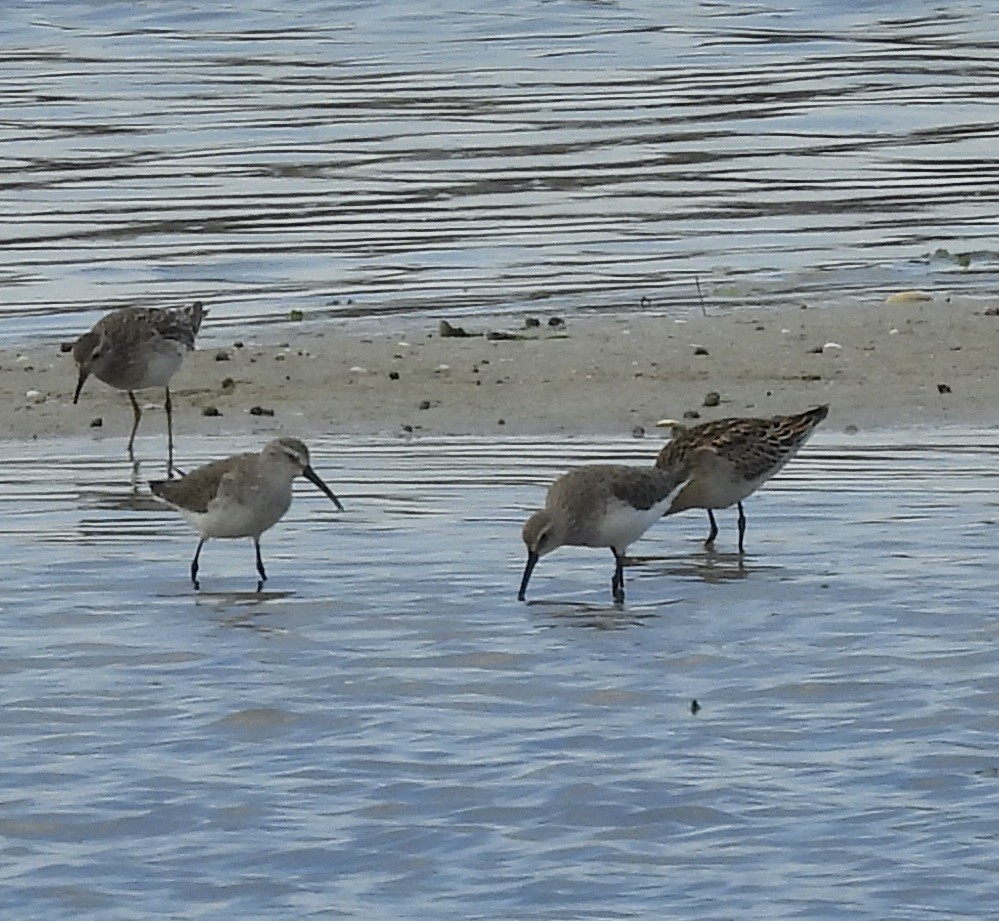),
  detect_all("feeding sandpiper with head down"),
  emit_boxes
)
[519,462,692,604]
[654,404,829,553]
[150,437,344,593]
[72,300,205,473]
